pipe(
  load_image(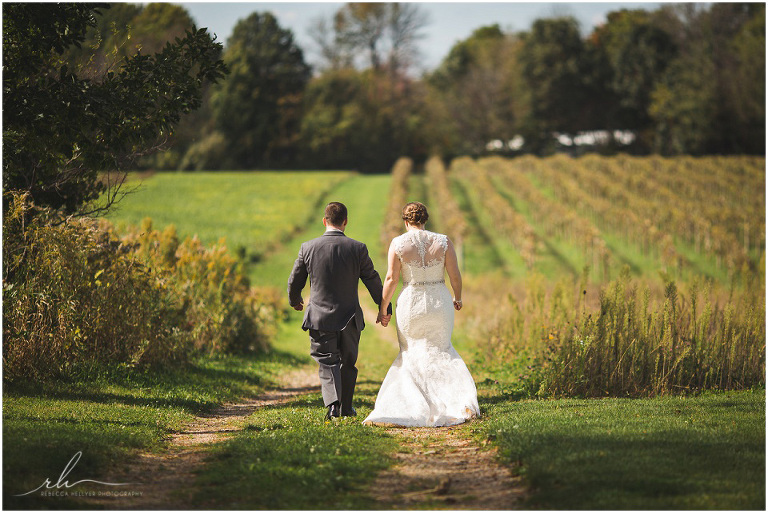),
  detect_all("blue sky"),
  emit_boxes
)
[179,2,667,72]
